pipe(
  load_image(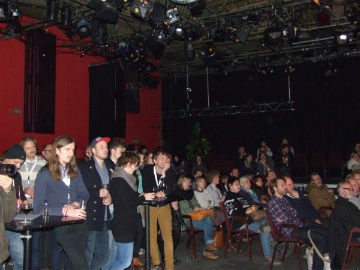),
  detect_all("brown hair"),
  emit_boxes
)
[20,136,38,149]
[49,135,78,181]
[269,177,285,195]
[177,175,191,189]
[108,138,127,152]
[117,151,139,167]
[205,170,220,183]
